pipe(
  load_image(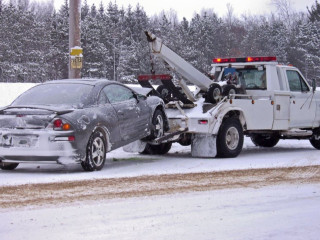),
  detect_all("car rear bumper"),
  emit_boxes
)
[0,129,80,165]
